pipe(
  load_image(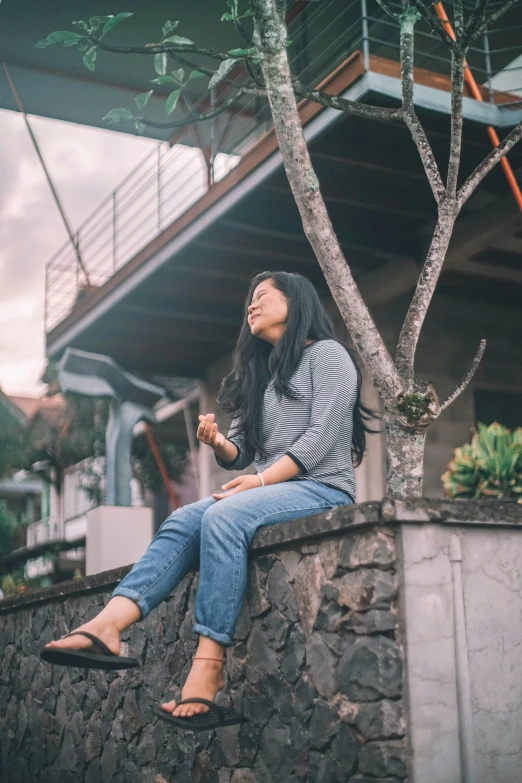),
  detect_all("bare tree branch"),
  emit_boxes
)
[166,52,252,90]
[466,0,521,43]
[400,8,446,204]
[438,340,487,414]
[447,52,465,197]
[88,33,231,61]
[409,0,458,48]
[373,0,401,21]
[453,0,465,40]
[276,0,288,19]
[457,120,522,208]
[291,77,404,122]
[462,0,489,47]
[137,87,265,129]
[395,204,457,380]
